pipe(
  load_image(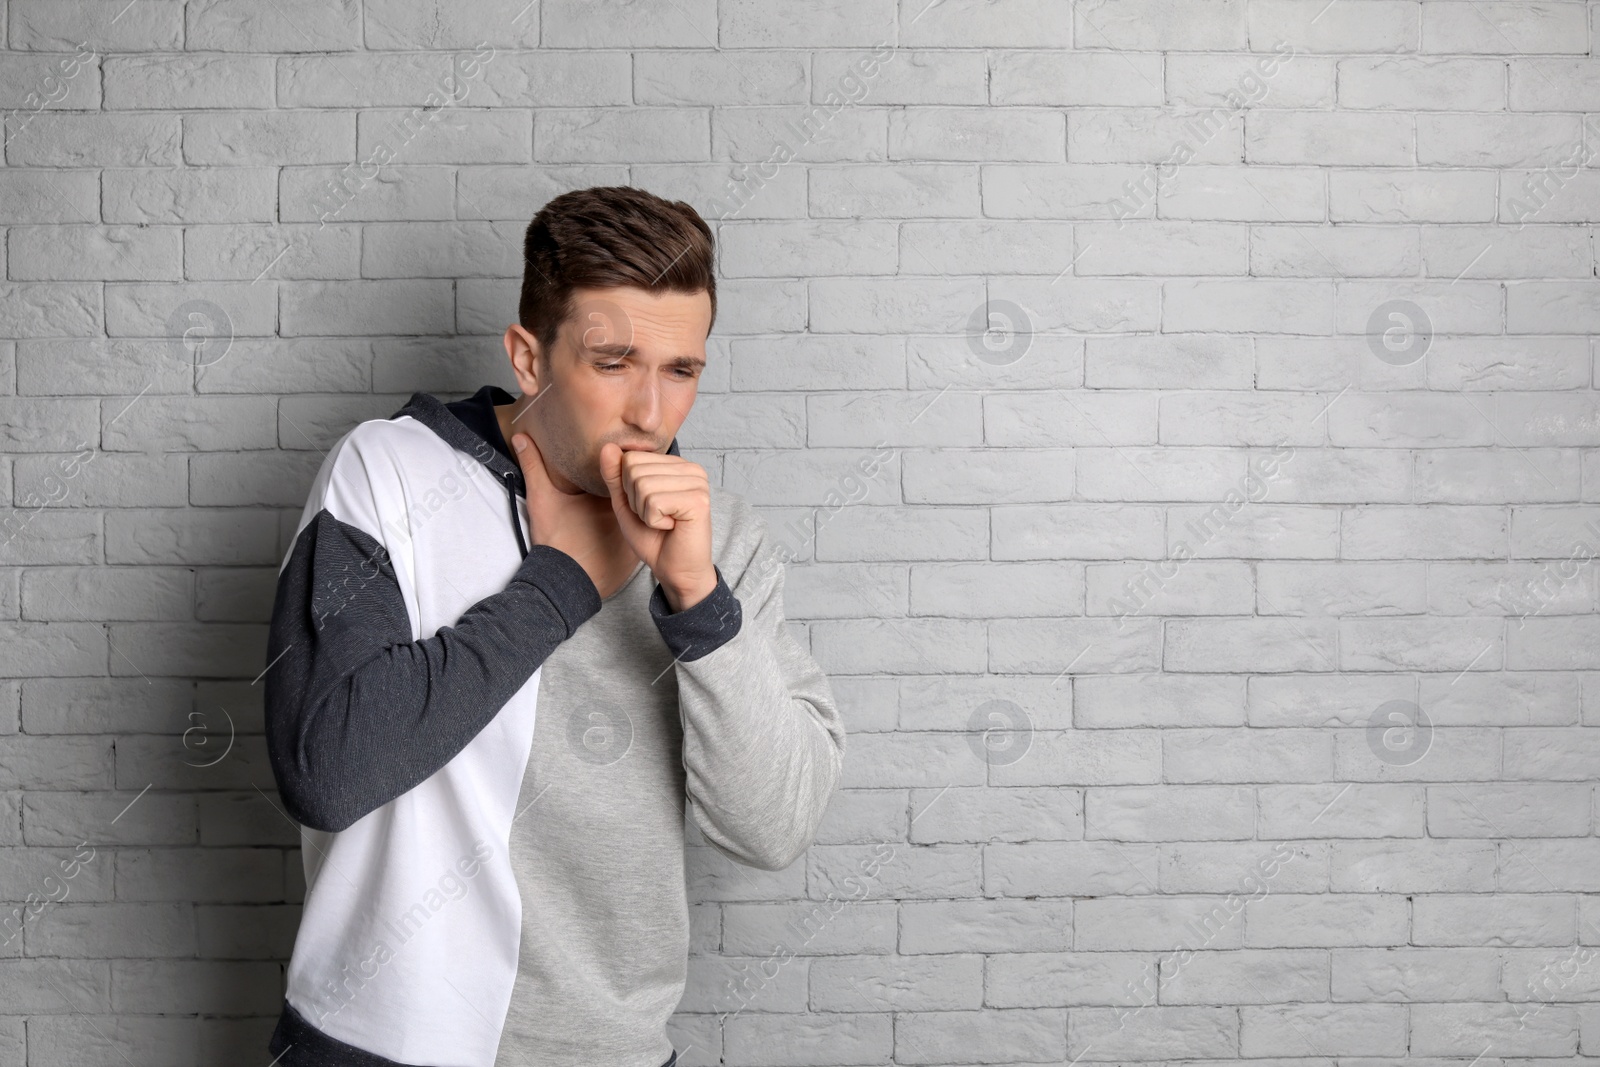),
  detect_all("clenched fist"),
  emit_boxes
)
[598,443,717,612]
